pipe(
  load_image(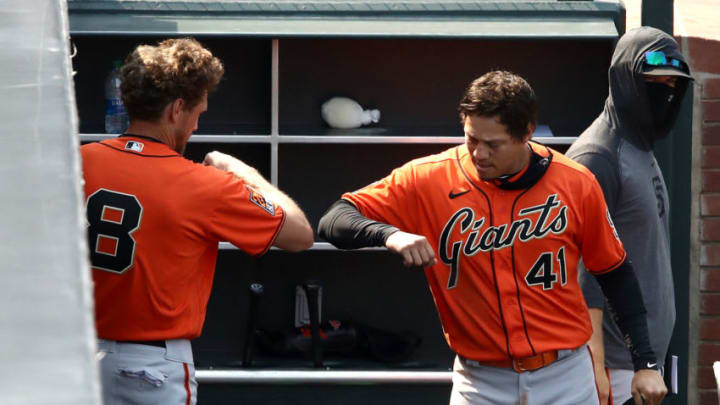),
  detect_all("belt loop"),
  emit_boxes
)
[164,339,194,365]
[97,338,117,353]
